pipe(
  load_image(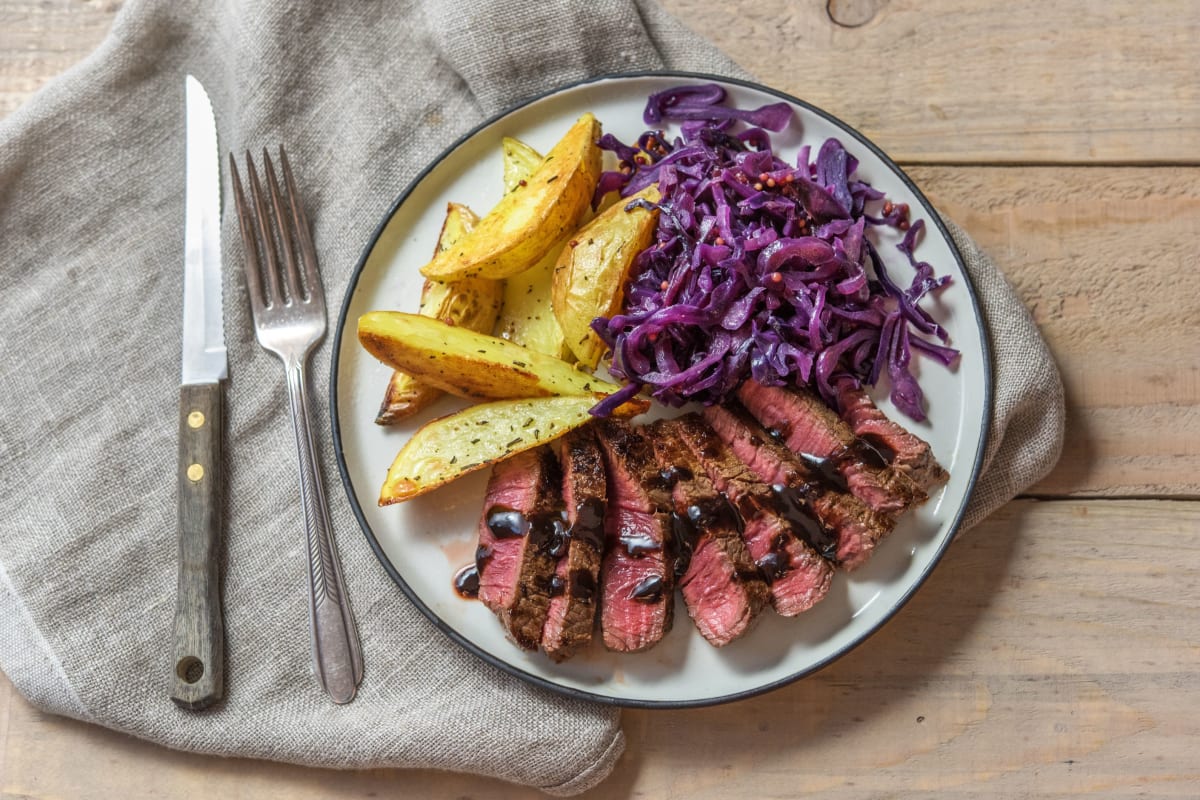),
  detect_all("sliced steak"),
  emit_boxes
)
[593,419,675,652]
[834,378,949,492]
[647,419,769,647]
[703,402,894,570]
[475,446,566,650]
[736,379,926,516]
[541,426,607,662]
[670,414,833,616]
